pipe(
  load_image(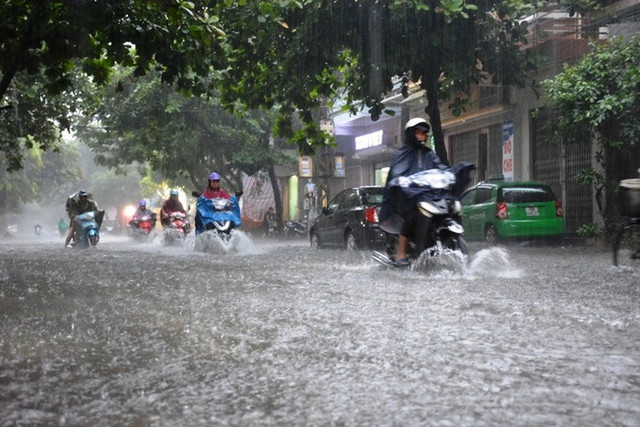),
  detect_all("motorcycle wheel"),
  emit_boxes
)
[442,233,468,256]
[89,235,99,246]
